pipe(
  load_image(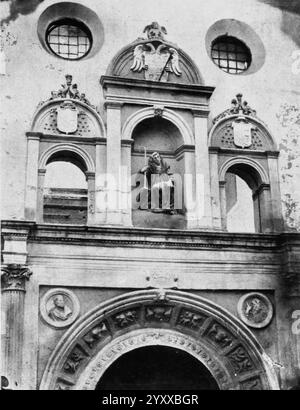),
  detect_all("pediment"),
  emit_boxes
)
[106,22,203,85]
